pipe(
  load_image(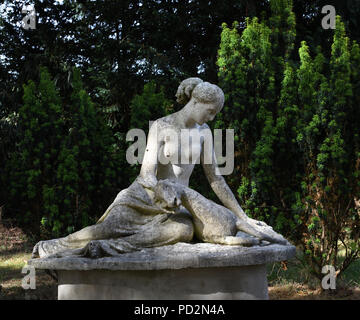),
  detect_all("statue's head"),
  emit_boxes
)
[176,78,225,125]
